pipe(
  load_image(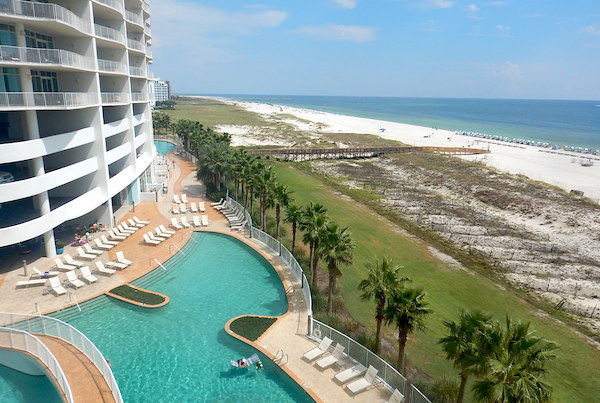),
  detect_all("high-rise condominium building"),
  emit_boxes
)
[153,78,170,102]
[0,0,155,258]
